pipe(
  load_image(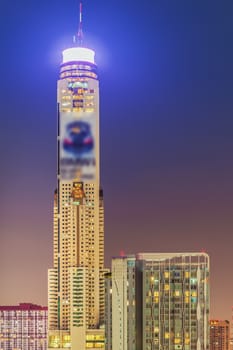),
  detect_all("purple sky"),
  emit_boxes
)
[1,0,233,321]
